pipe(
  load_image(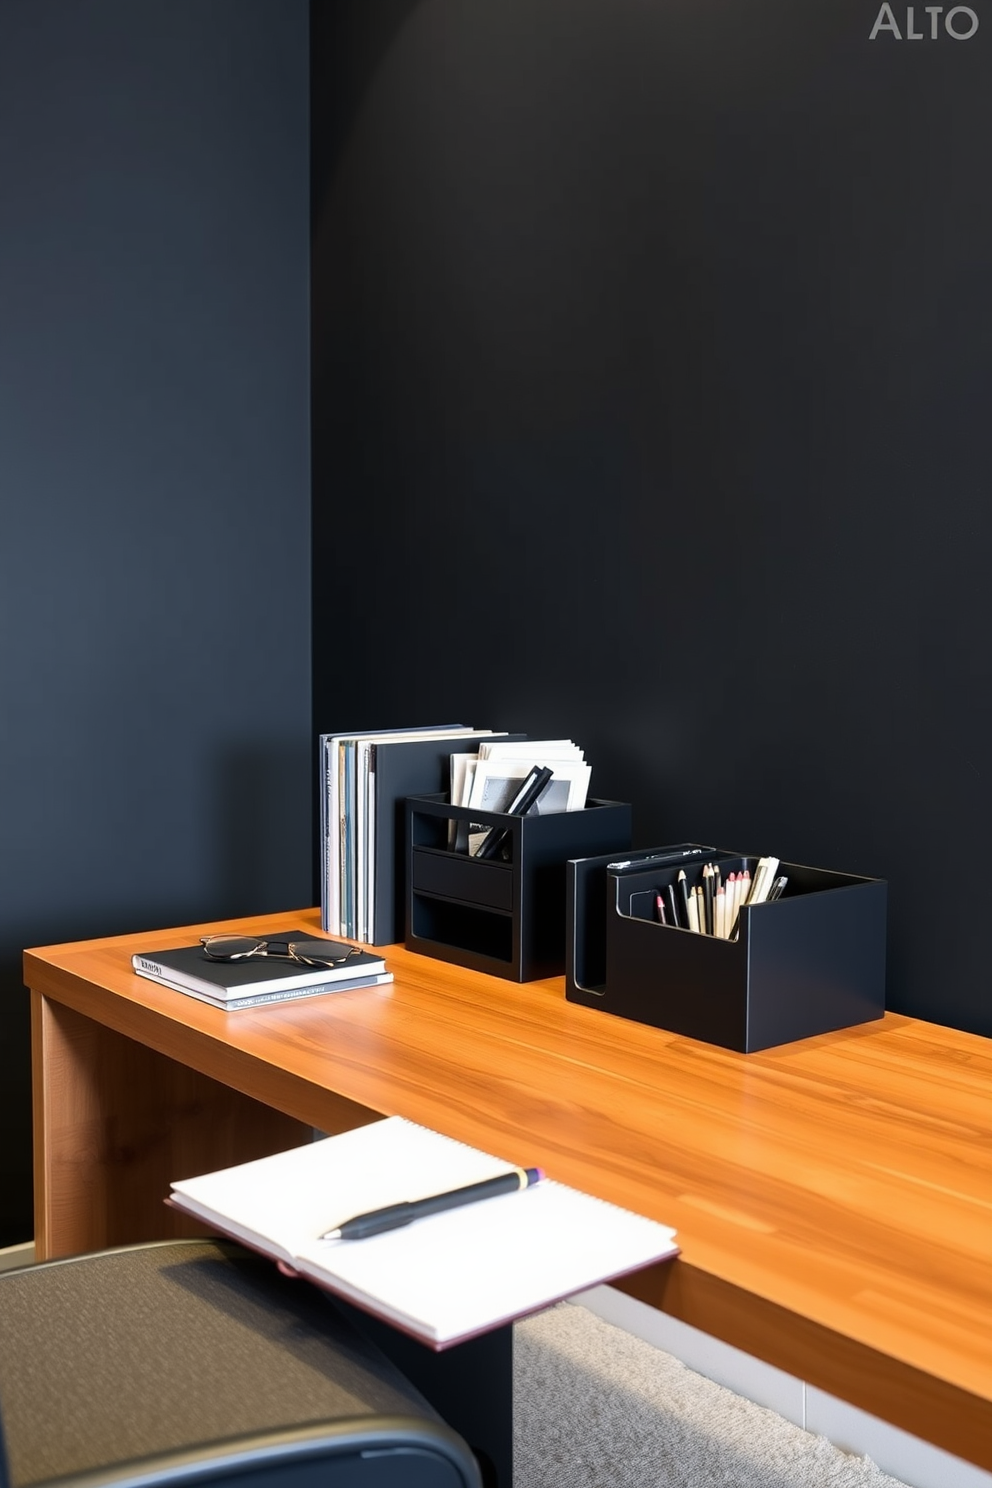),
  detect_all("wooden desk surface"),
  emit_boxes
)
[25,908,992,1468]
